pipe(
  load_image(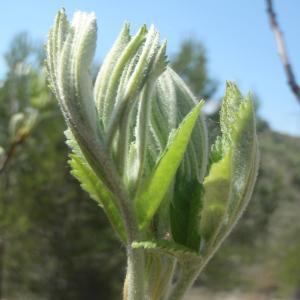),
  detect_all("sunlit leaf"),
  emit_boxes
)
[66,130,126,242]
[199,82,259,250]
[135,101,204,229]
